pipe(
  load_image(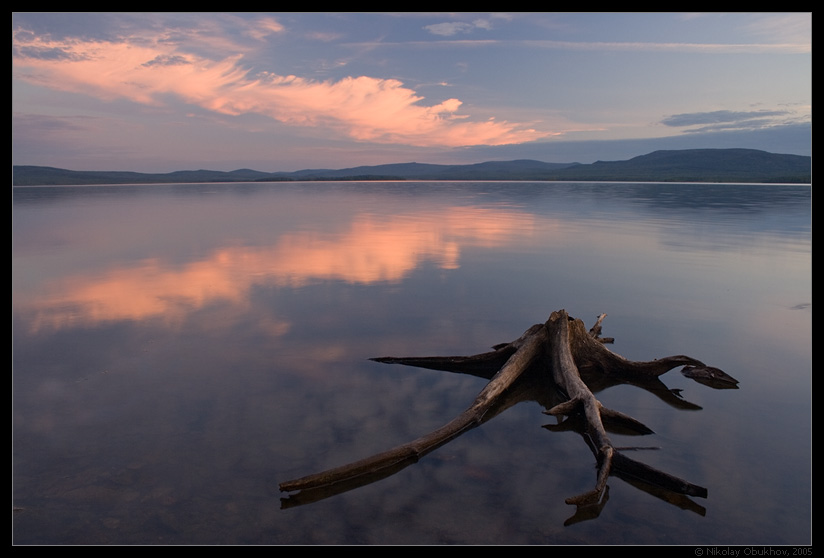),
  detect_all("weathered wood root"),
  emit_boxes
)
[589,313,614,343]
[542,310,708,504]
[369,323,544,380]
[280,310,727,509]
[681,365,739,389]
